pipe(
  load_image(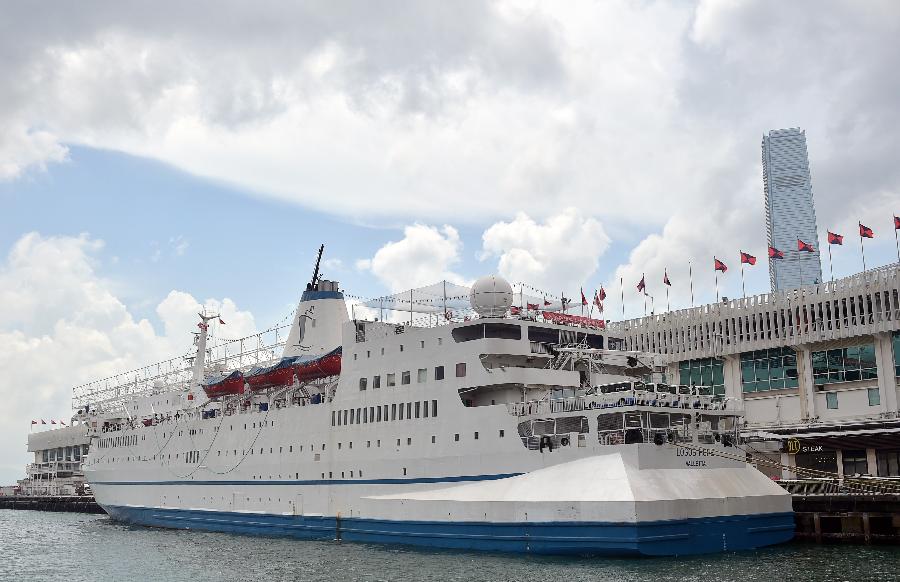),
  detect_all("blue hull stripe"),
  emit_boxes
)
[101,504,795,556]
[92,472,523,487]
